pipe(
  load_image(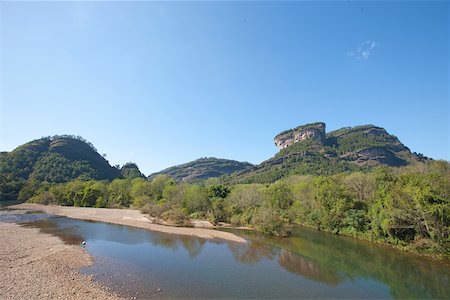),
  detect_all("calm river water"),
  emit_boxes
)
[2,208,449,299]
